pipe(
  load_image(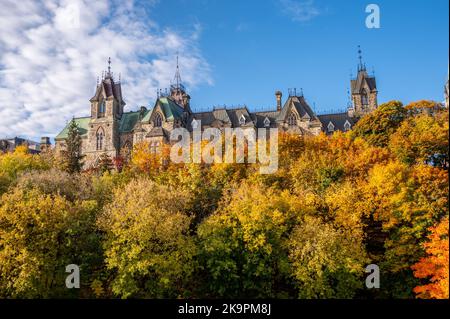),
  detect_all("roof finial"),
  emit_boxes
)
[357,45,365,71]
[107,57,112,76]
